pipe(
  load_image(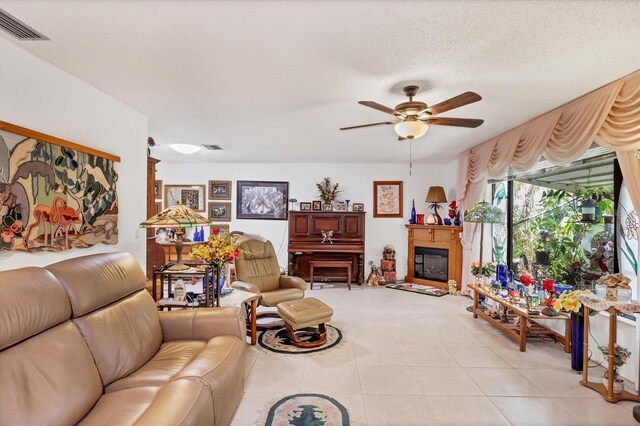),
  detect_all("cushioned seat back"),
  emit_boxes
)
[235,236,281,292]
[0,267,103,425]
[46,252,163,386]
